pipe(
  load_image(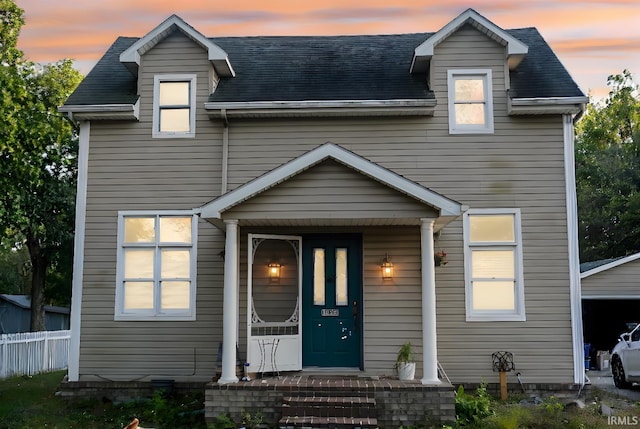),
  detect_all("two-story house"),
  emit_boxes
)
[60,8,587,425]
